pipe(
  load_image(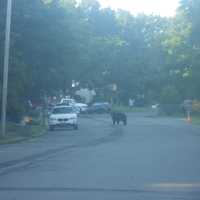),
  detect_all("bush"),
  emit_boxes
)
[192,100,200,114]
[7,103,25,123]
[160,104,182,115]
[159,86,182,115]
[160,86,181,104]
